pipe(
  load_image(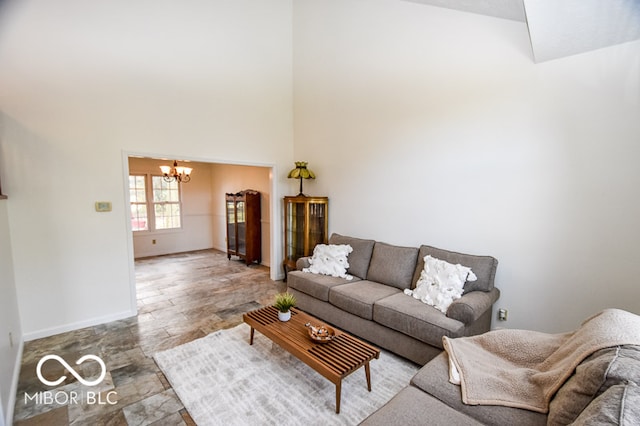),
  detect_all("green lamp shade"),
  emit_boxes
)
[288,161,316,196]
